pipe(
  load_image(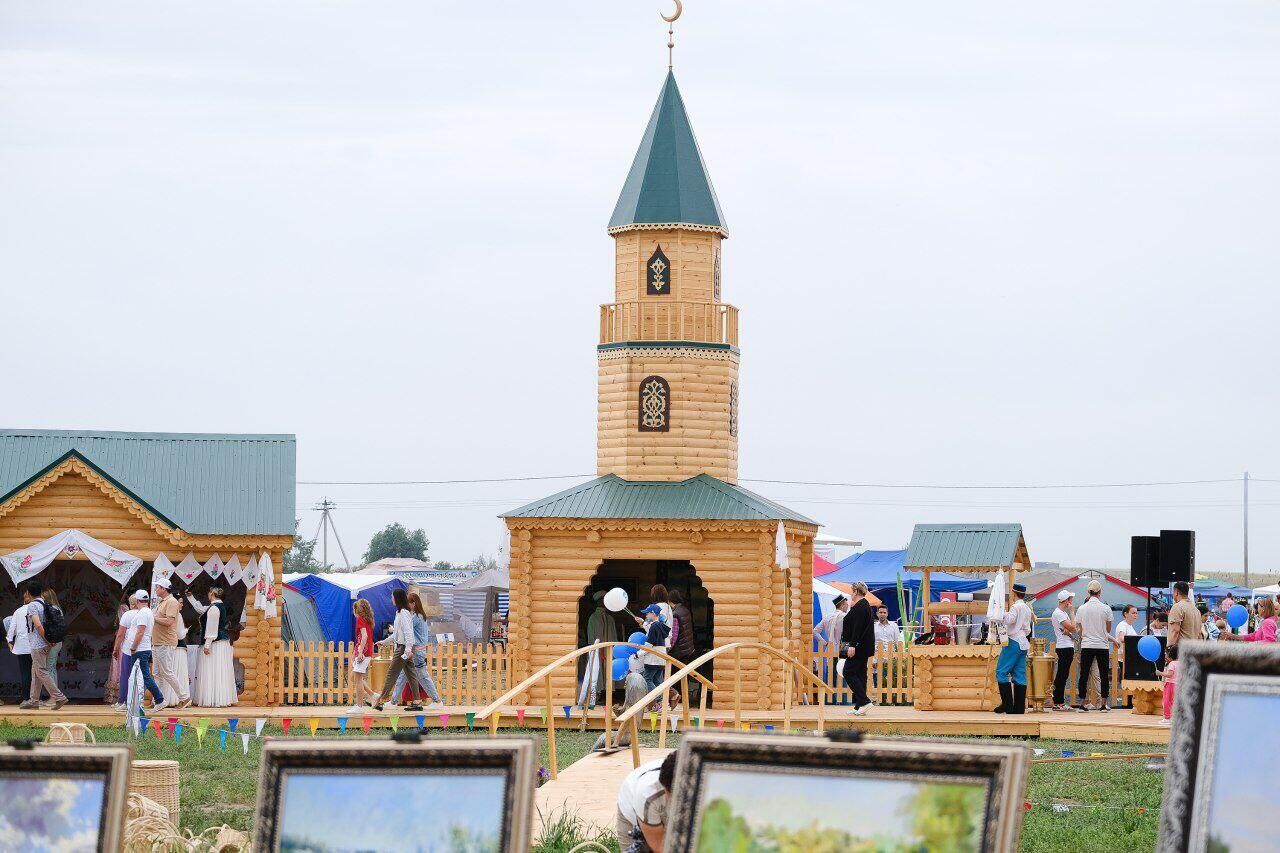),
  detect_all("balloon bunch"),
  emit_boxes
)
[612,631,650,680]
